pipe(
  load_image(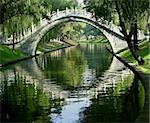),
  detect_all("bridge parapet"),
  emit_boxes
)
[1,8,146,55]
[45,8,122,37]
[15,8,128,54]
[1,8,145,45]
